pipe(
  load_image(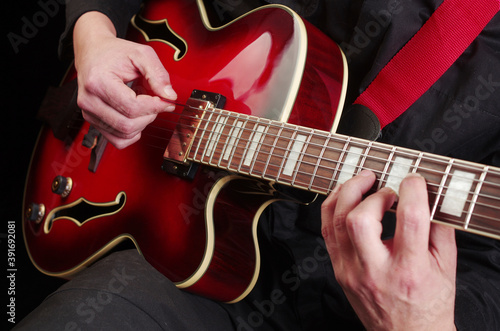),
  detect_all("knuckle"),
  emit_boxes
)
[115,119,137,137]
[117,99,142,119]
[81,69,102,93]
[398,205,427,230]
[345,210,368,234]
[321,223,333,241]
[333,212,348,234]
[321,198,335,214]
[138,44,156,56]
